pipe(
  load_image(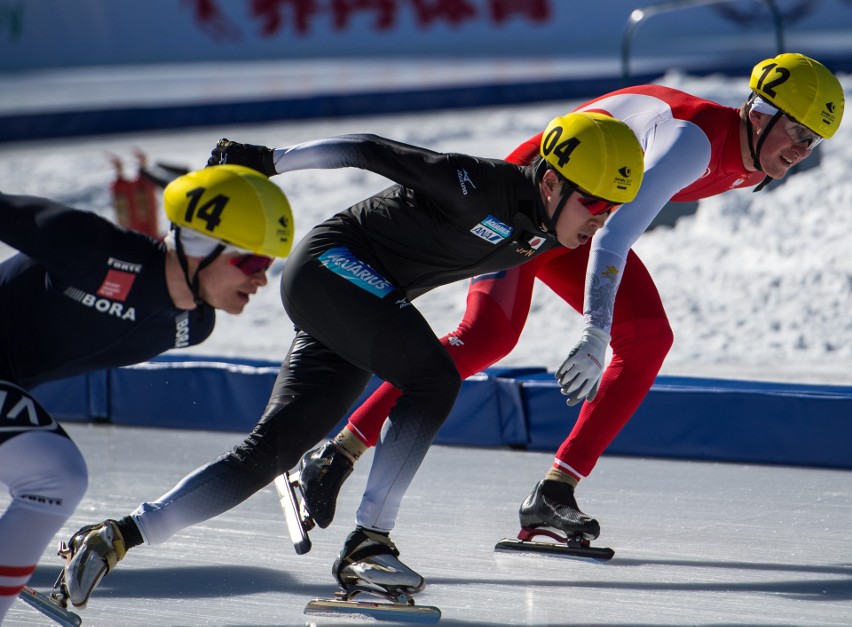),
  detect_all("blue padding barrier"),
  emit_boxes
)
[31,356,852,470]
[31,371,108,422]
[508,371,852,470]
